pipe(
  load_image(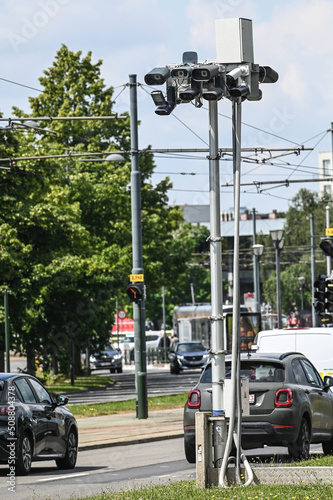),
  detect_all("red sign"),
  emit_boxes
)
[118,309,126,319]
[111,314,134,333]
